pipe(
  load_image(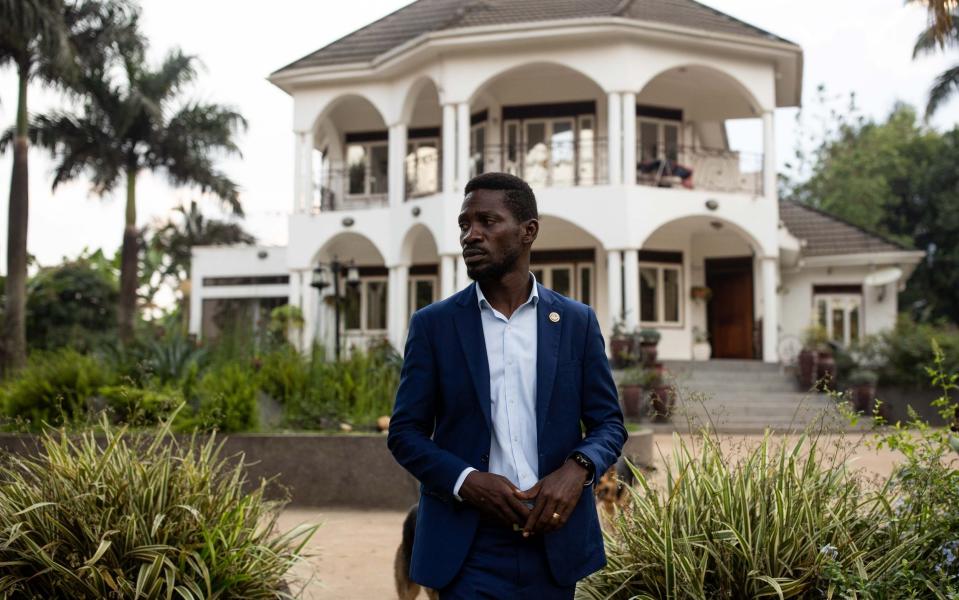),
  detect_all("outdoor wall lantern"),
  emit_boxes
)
[311,256,360,359]
[411,206,421,217]
[705,199,719,211]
